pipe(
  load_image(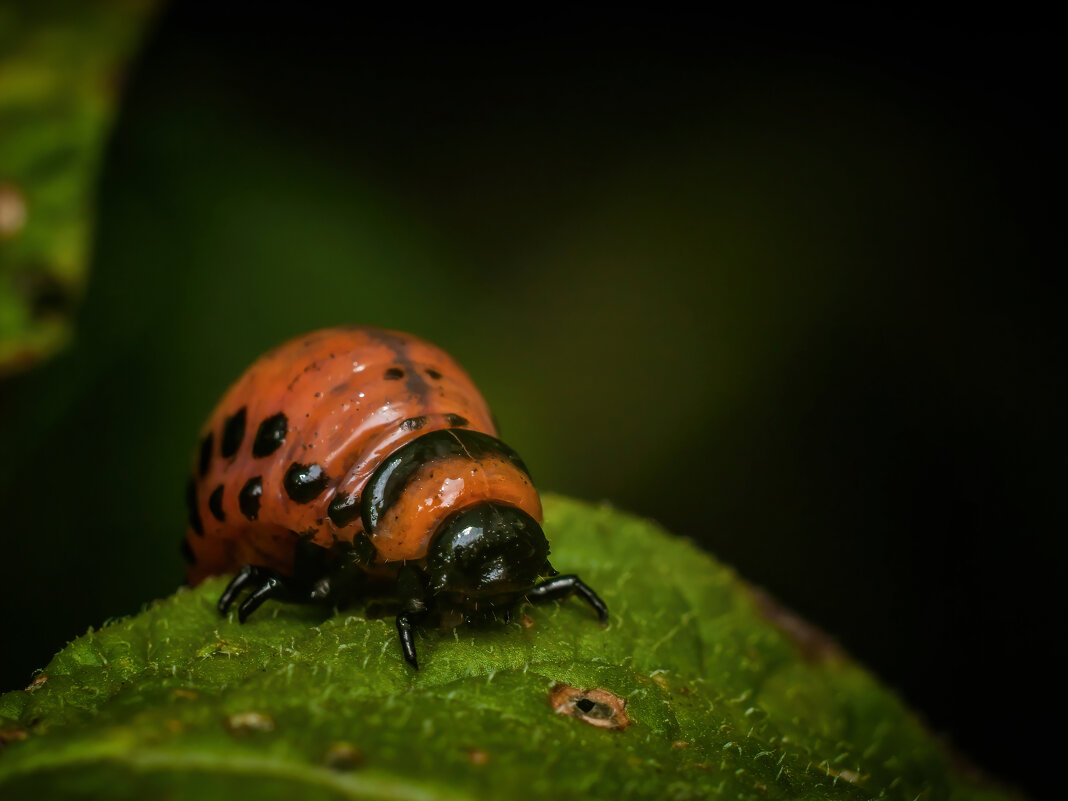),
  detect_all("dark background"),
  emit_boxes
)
[1,7,1062,798]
